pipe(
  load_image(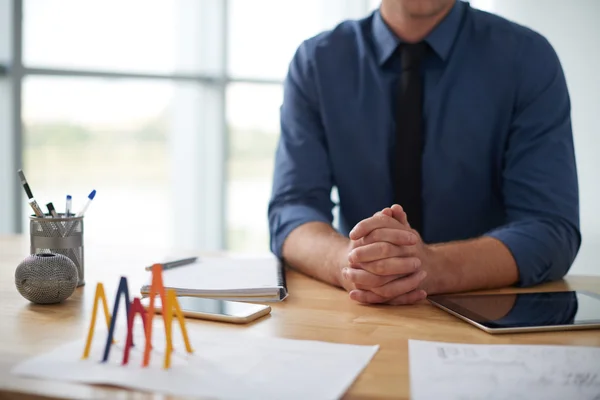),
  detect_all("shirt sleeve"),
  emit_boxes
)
[485,32,581,287]
[268,41,334,258]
